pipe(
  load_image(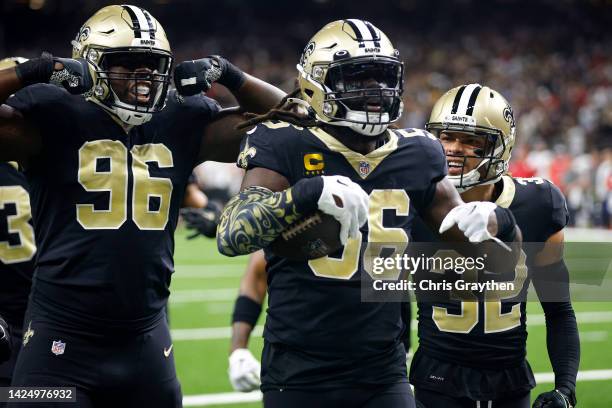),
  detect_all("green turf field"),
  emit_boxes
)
[170,229,612,407]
